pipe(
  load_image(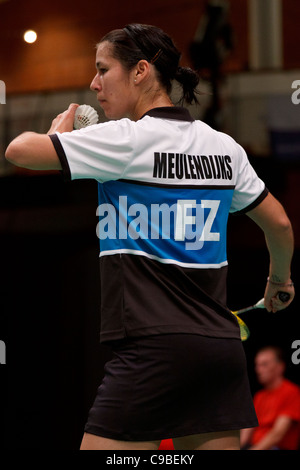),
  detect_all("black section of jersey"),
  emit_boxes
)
[99,254,240,344]
[139,106,195,122]
[49,134,71,181]
[118,178,235,189]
